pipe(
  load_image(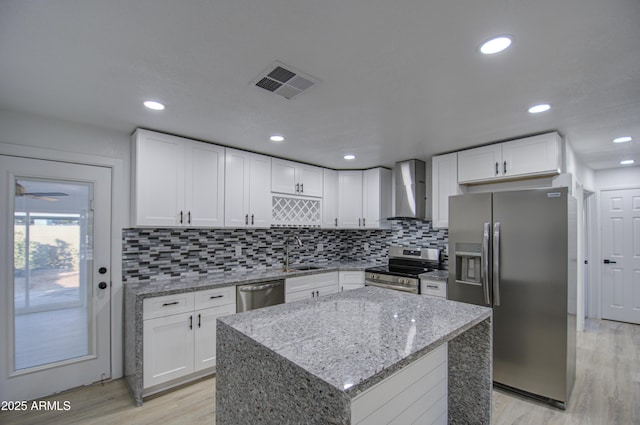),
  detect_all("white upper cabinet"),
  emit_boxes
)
[271,158,323,197]
[431,152,462,229]
[501,133,562,178]
[362,168,392,229]
[457,144,502,183]
[224,148,271,228]
[457,132,562,184]
[132,129,224,227]
[322,169,339,228]
[338,170,364,228]
[184,142,226,227]
[338,168,391,229]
